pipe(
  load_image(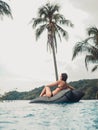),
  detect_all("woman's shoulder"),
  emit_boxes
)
[58,80,63,83]
[56,80,67,86]
[58,80,66,85]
